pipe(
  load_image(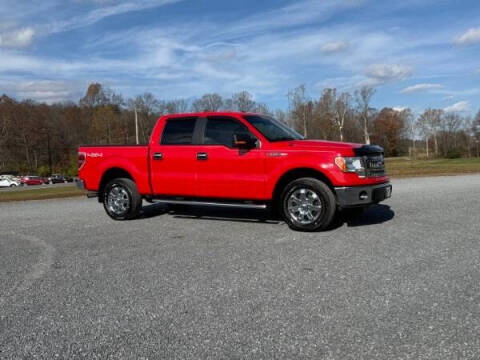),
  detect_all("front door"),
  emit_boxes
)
[196,116,266,200]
